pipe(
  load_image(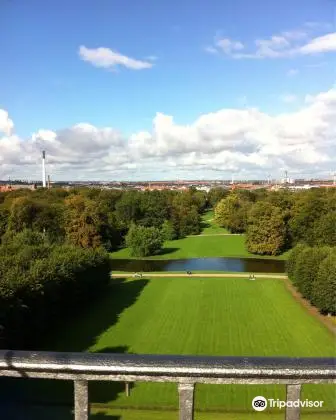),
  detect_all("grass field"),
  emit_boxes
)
[111,234,290,260]
[200,210,230,235]
[110,211,290,260]
[19,406,335,419]
[32,277,335,417]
